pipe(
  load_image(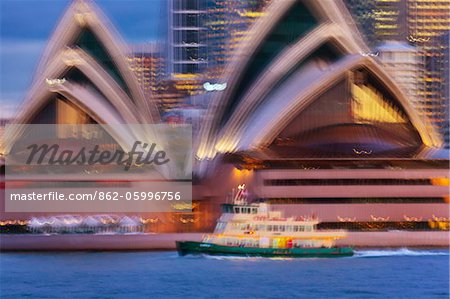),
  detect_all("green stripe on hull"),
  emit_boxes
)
[176,241,353,258]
